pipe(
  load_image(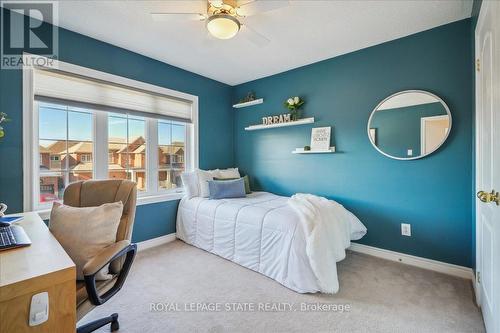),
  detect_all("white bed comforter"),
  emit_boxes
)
[176,191,366,293]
